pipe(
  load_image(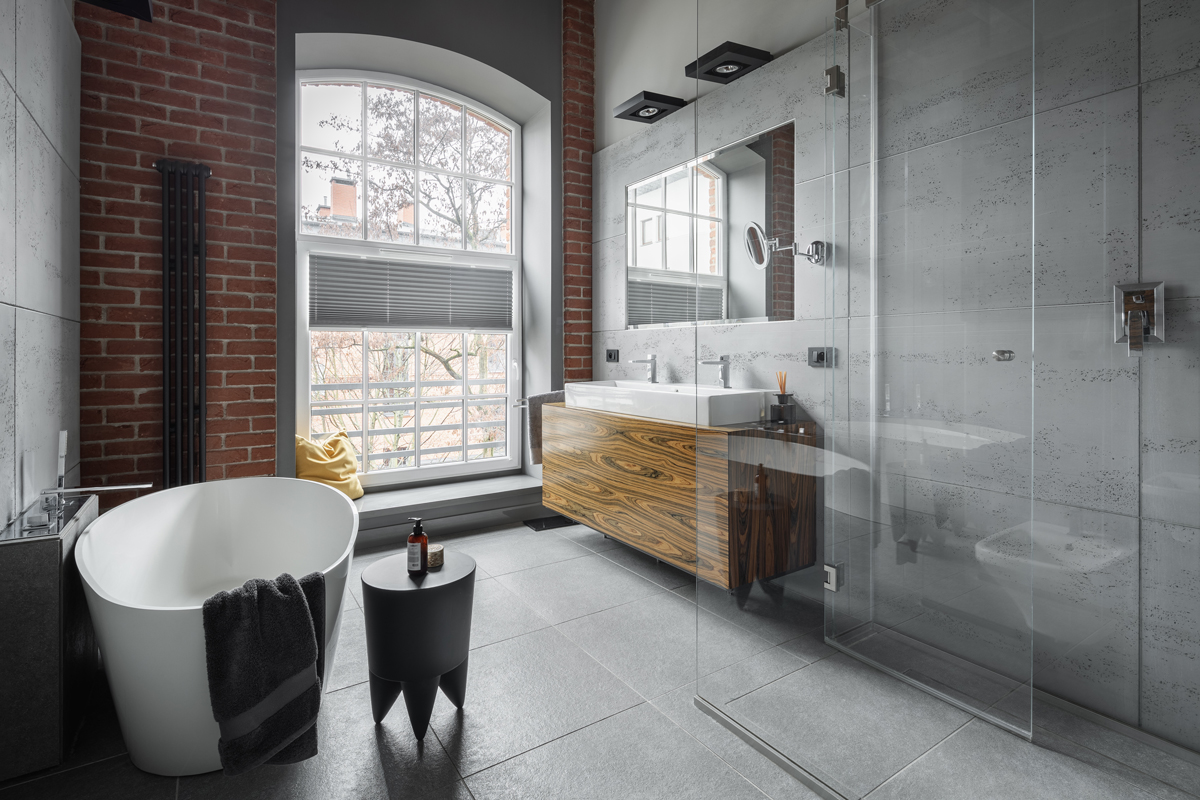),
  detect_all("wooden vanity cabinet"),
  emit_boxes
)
[541,403,817,590]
